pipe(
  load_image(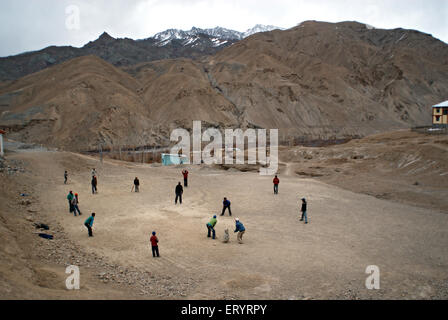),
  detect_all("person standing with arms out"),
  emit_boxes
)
[150,231,160,257]
[72,193,82,216]
[175,182,183,204]
[221,197,232,216]
[67,191,74,213]
[273,175,280,194]
[84,213,95,237]
[206,215,218,239]
[234,218,246,244]
[300,198,308,224]
[134,177,140,192]
[64,171,68,184]
[91,175,98,194]
[182,169,189,187]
